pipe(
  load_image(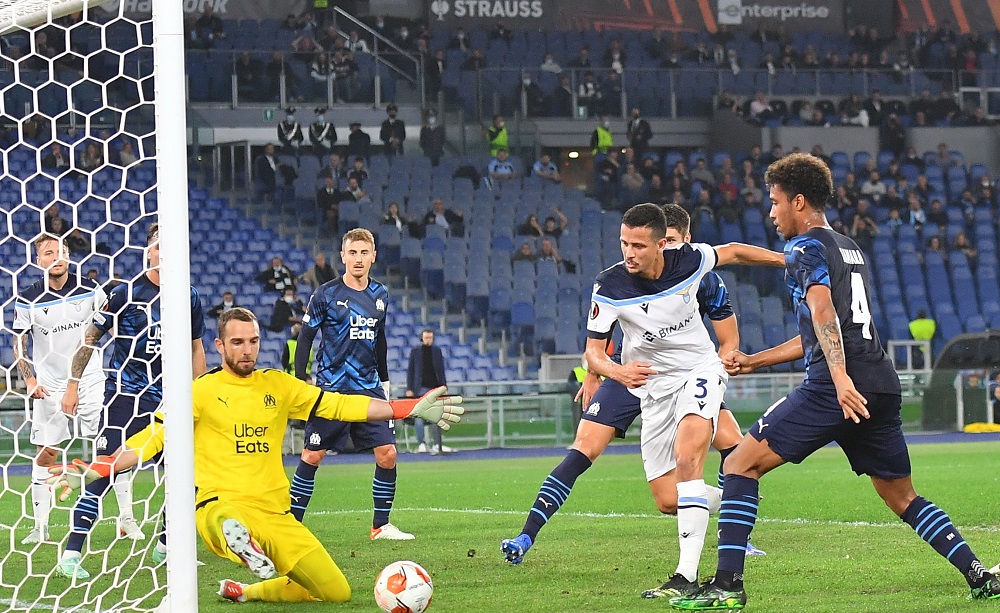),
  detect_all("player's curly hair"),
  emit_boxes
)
[622,203,666,239]
[661,203,690,237]
[147,222,159,245]
[764,153,833,211]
